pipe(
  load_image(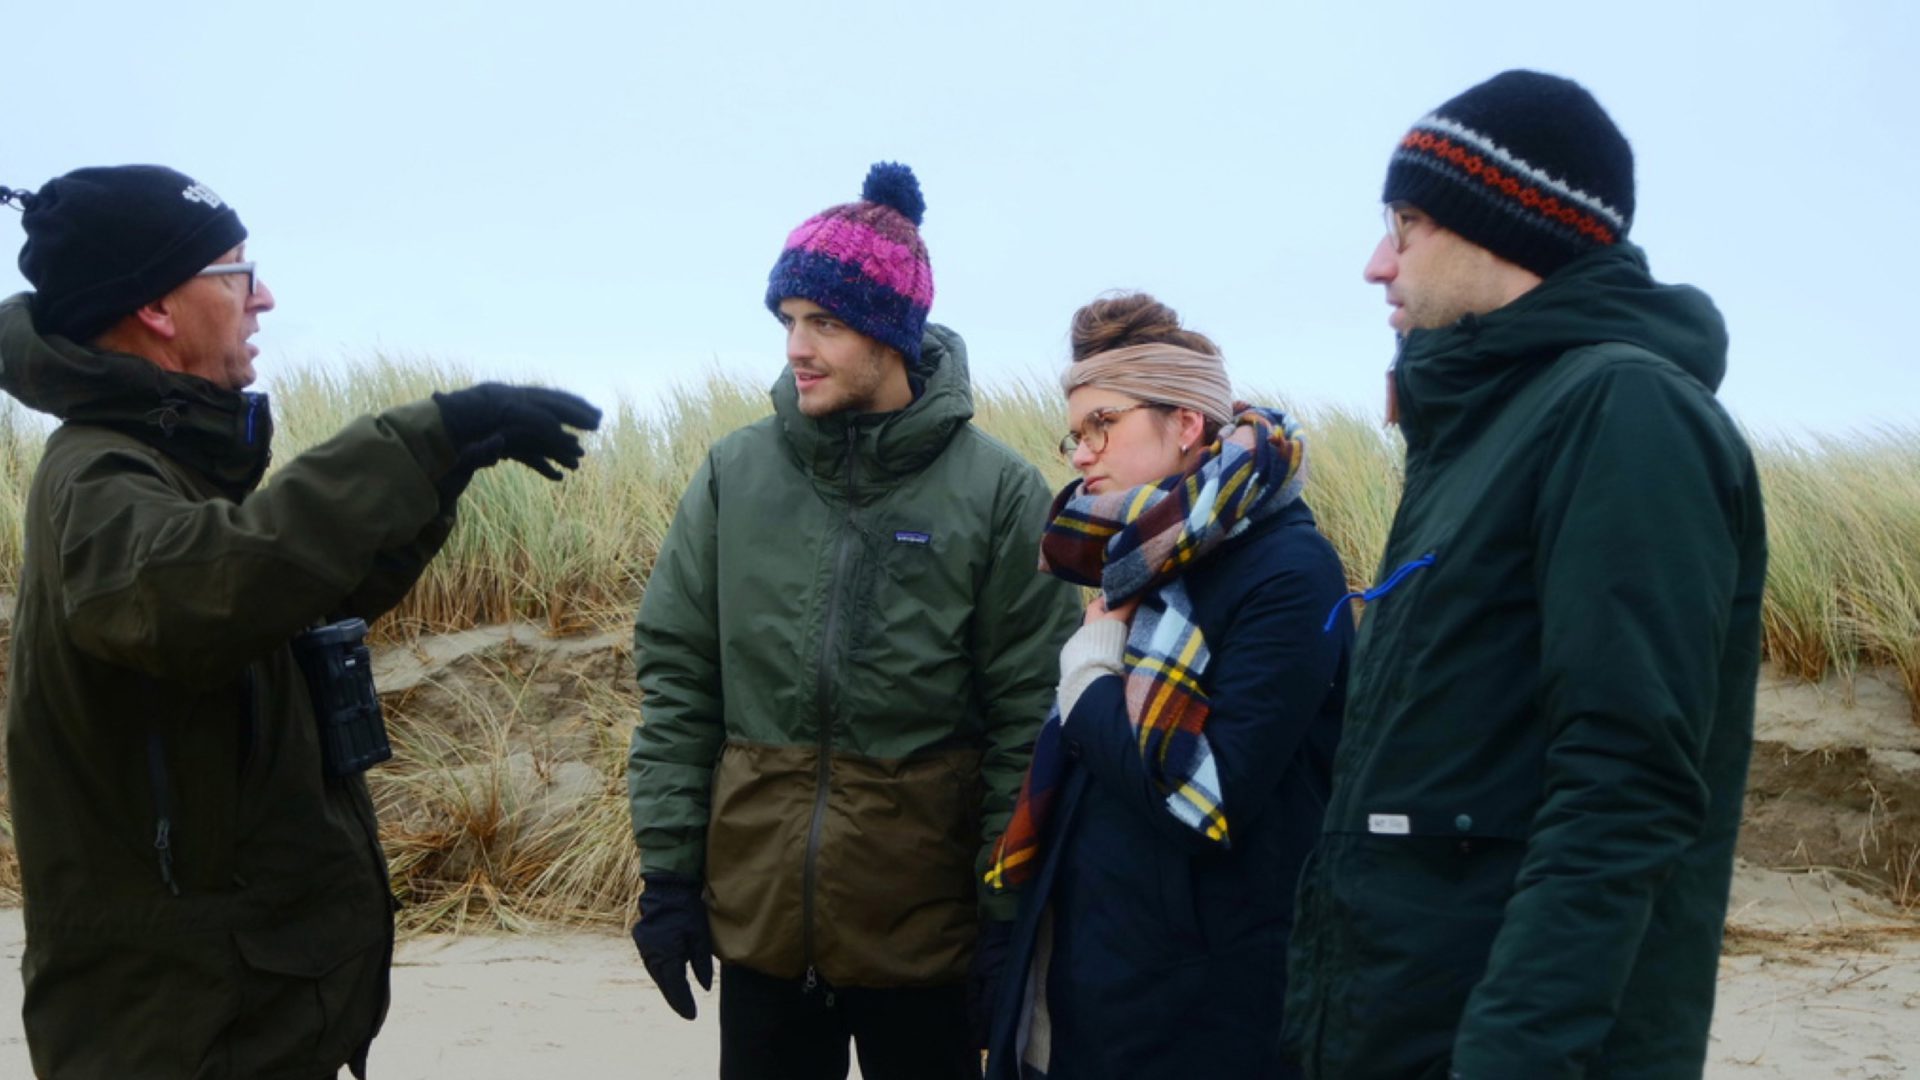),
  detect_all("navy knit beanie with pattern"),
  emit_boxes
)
[765,162,934,365]
[1385,70,1634,278]
[3,164,248,342]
